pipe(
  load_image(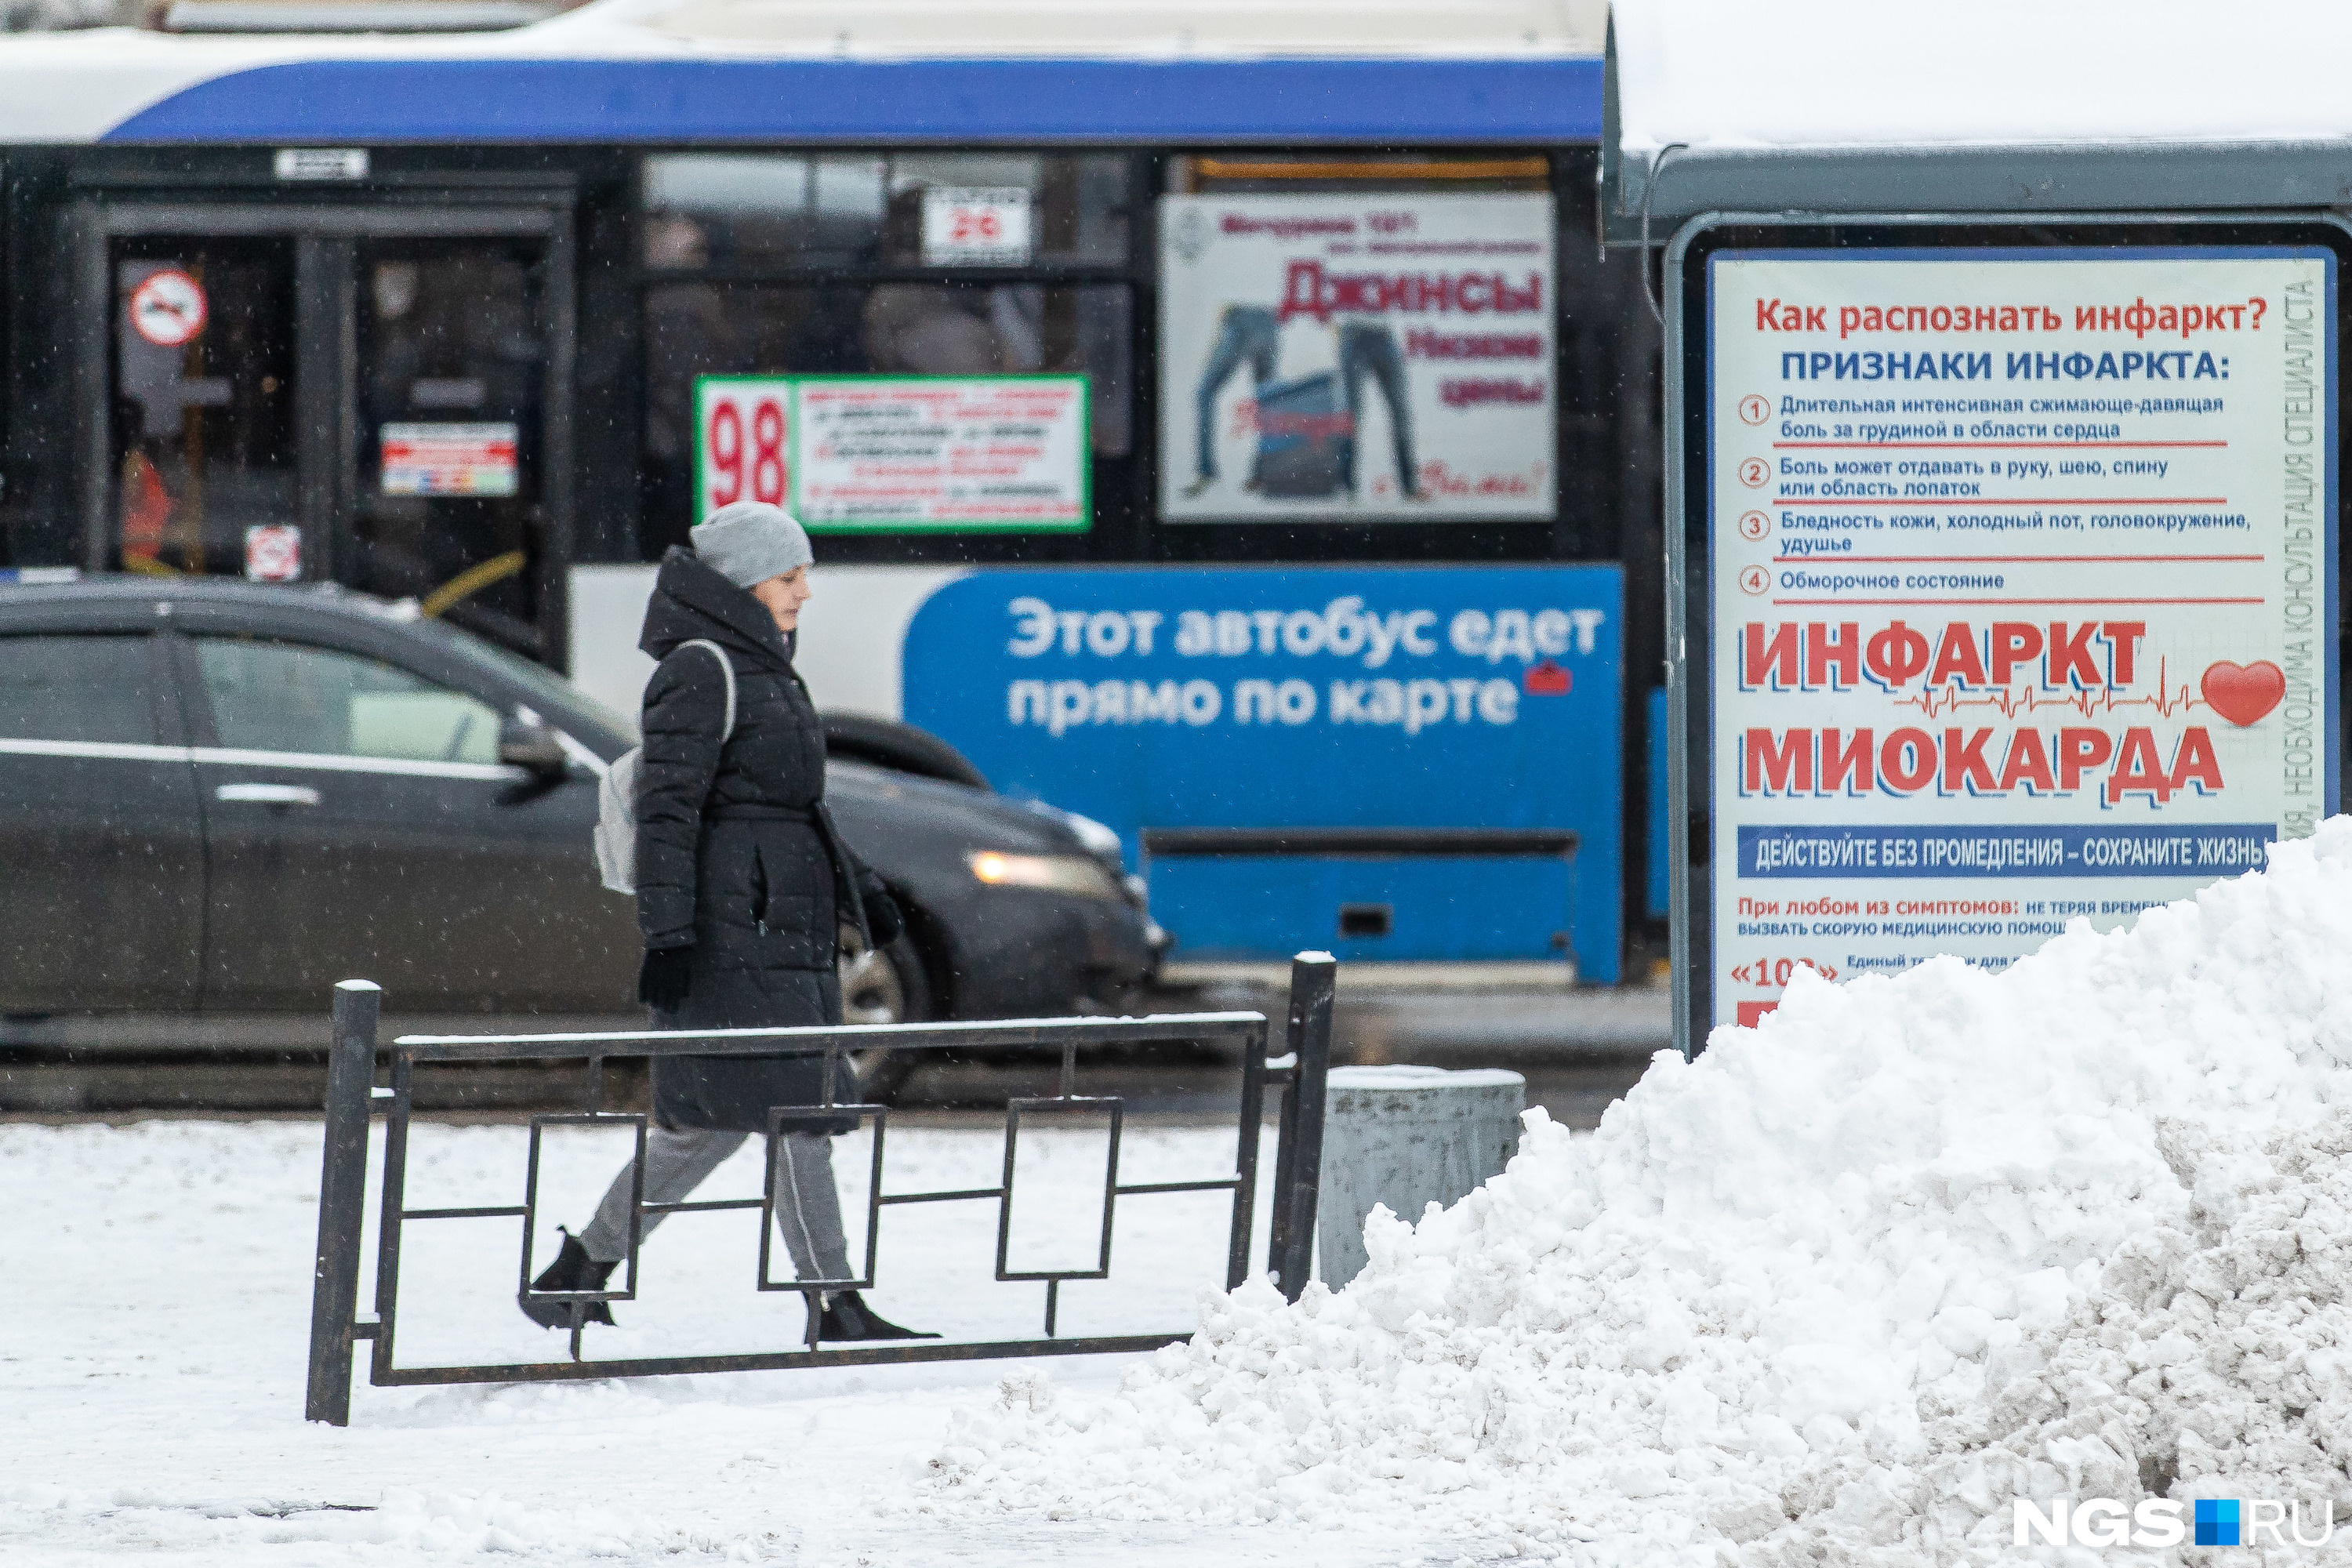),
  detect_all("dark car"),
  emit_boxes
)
[0,577,1160,1034]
